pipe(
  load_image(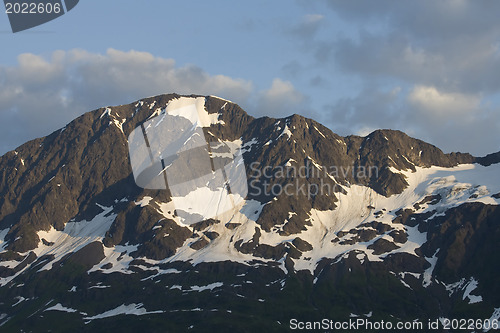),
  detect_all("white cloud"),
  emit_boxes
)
[0,48,257,155]
[304,14,324,24]
[256,78,305,117]
[0,49,315,155]
[356,126,377,137]
[263,78,302,102]
[408,85,480,115]
[289,13,325,41]
[324,84,500,155]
